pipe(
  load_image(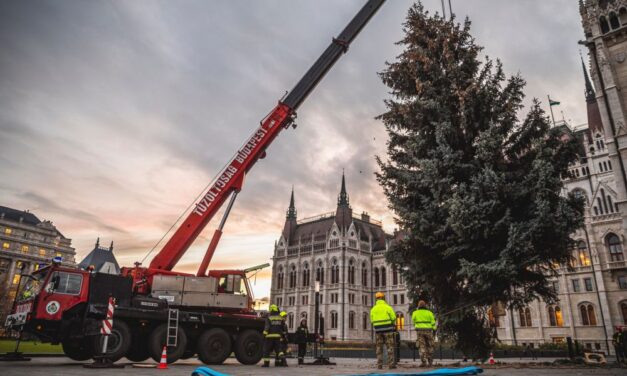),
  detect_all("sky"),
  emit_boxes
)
[0,0,590,298]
